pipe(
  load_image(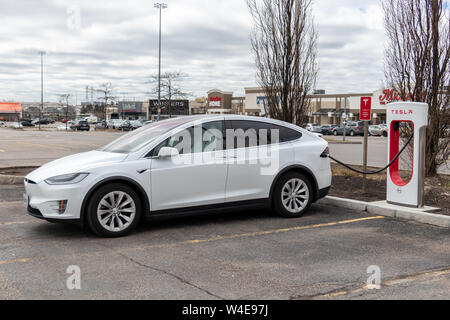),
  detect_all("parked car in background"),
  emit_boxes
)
[369,125,383,136]
[95,121,108,130]
[333,121,366,136]
[118,120,142,131]
[70,120,90,131]
[108,119,124,129]
[32,118,52,125]
[379,124,388,137]
[130,120,143,130]
[21,120,35,127]
[12,122,23,129]
[320,124,337,135]
[305,123,321,133]
[117,121,133,131]
[0,121,6,127]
